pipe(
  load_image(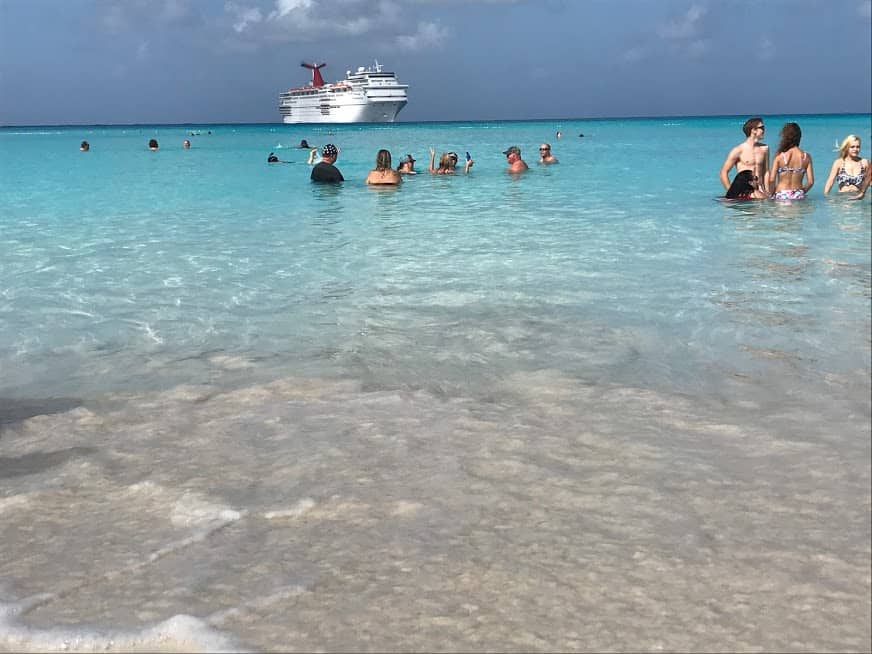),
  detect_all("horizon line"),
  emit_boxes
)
[2,111,871,129]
